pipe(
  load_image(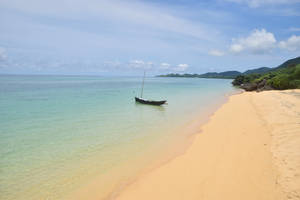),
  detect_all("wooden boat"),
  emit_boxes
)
[135,71,167,106]
[135,97,166,106]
